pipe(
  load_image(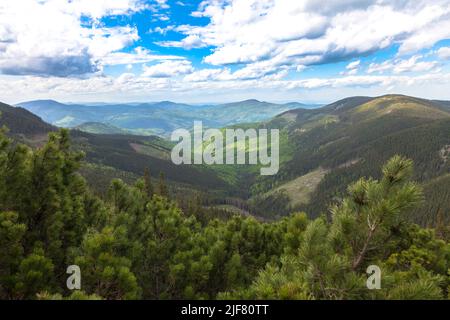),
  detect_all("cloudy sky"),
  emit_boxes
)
[1,0,450,104]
